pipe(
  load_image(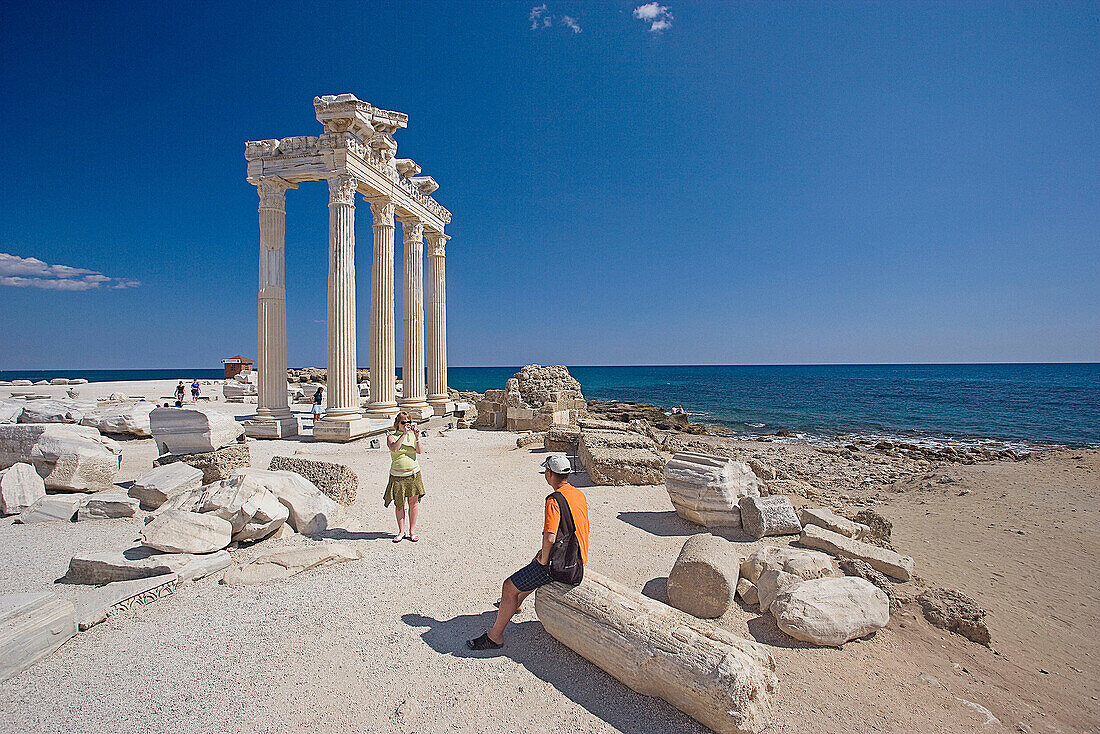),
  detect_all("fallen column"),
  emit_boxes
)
[667,533,742,618]
[535,571,778,734]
